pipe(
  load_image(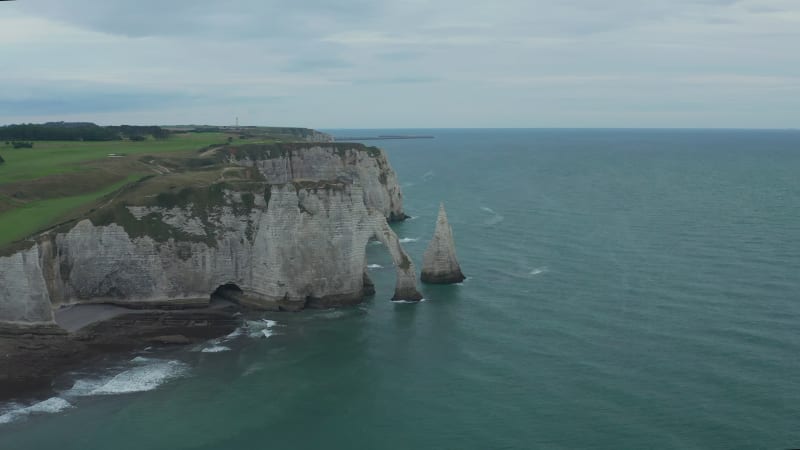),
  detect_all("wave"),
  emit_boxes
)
[455,277,471,286]
[244,319,278,338]
[65,359,189,397]
[399,237,419,243]
[367,264,383,270]
[480,206,504,226]
[369,240,383,246]
[201,345,231,353]
[422,171,435,181]
[391,298,427,304]
[530,267,548,276]
[0,397,73,425]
